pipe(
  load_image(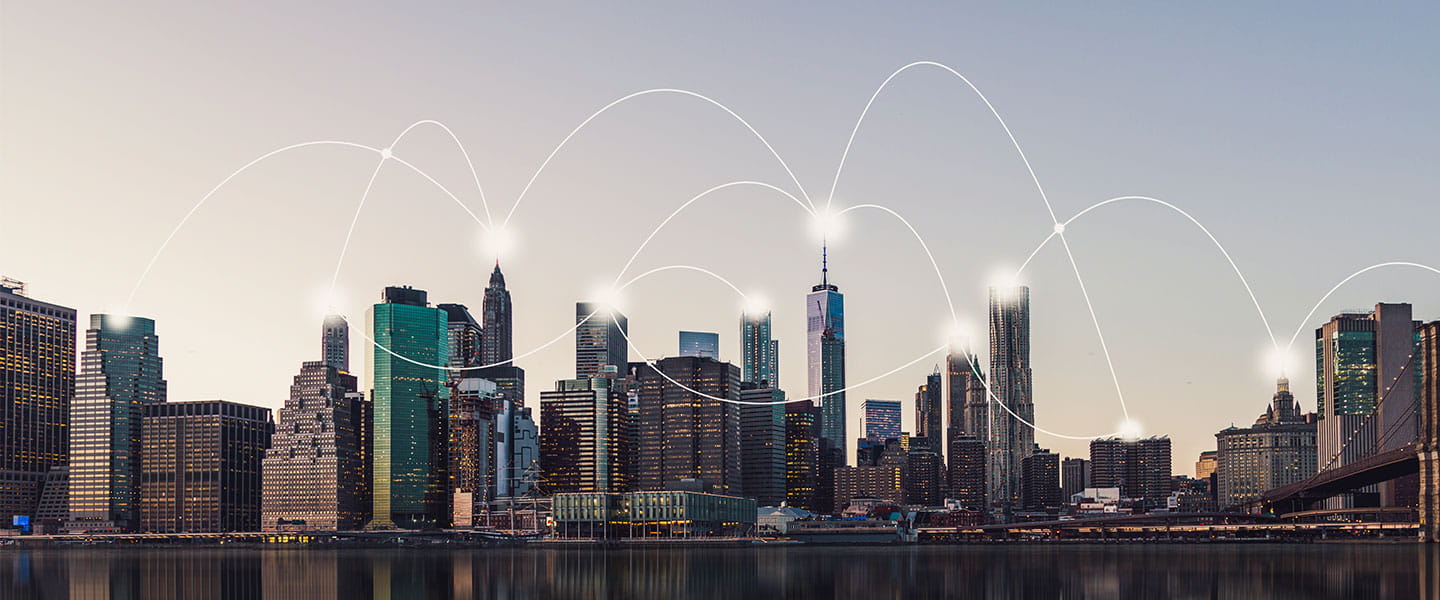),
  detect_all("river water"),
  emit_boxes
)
[1,543,1434,599]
